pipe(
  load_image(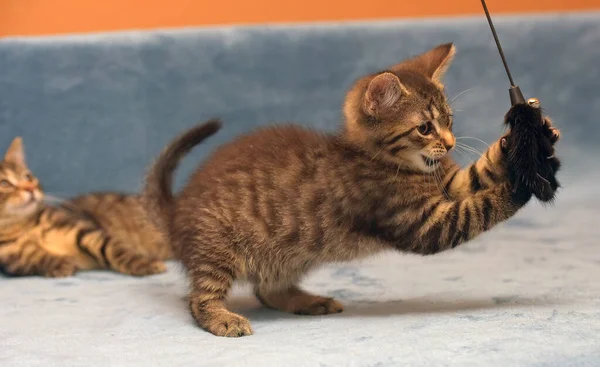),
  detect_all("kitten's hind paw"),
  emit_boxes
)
[44,258,78,278]
[118,257,167,276]
[256,286,344,315]
[293,297,344,316]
